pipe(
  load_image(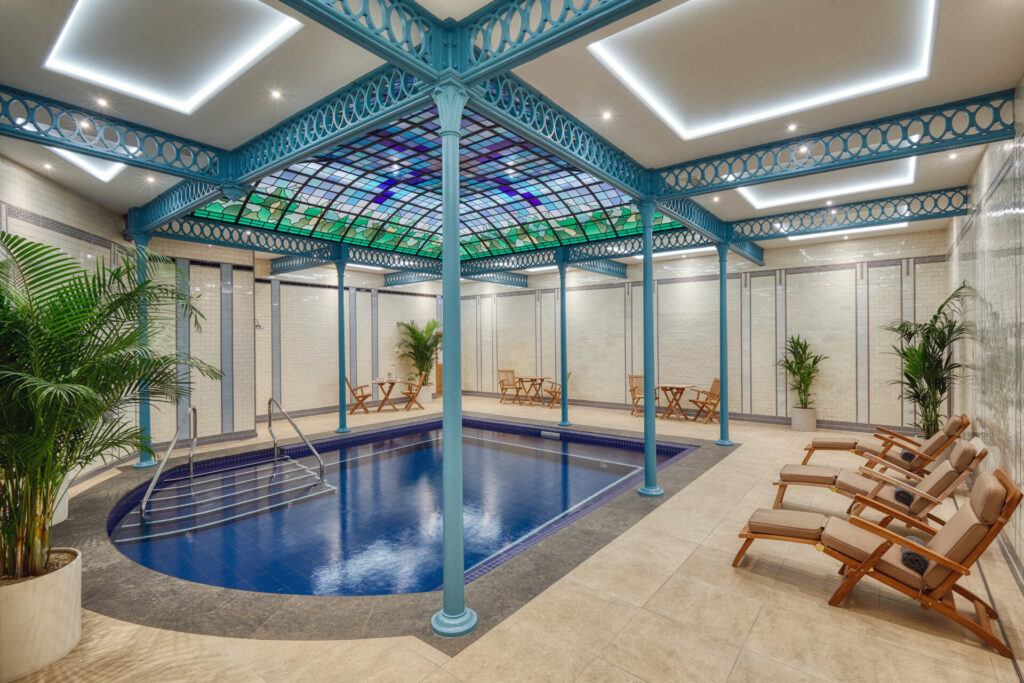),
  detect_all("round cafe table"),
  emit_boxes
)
[374,379,399,412]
